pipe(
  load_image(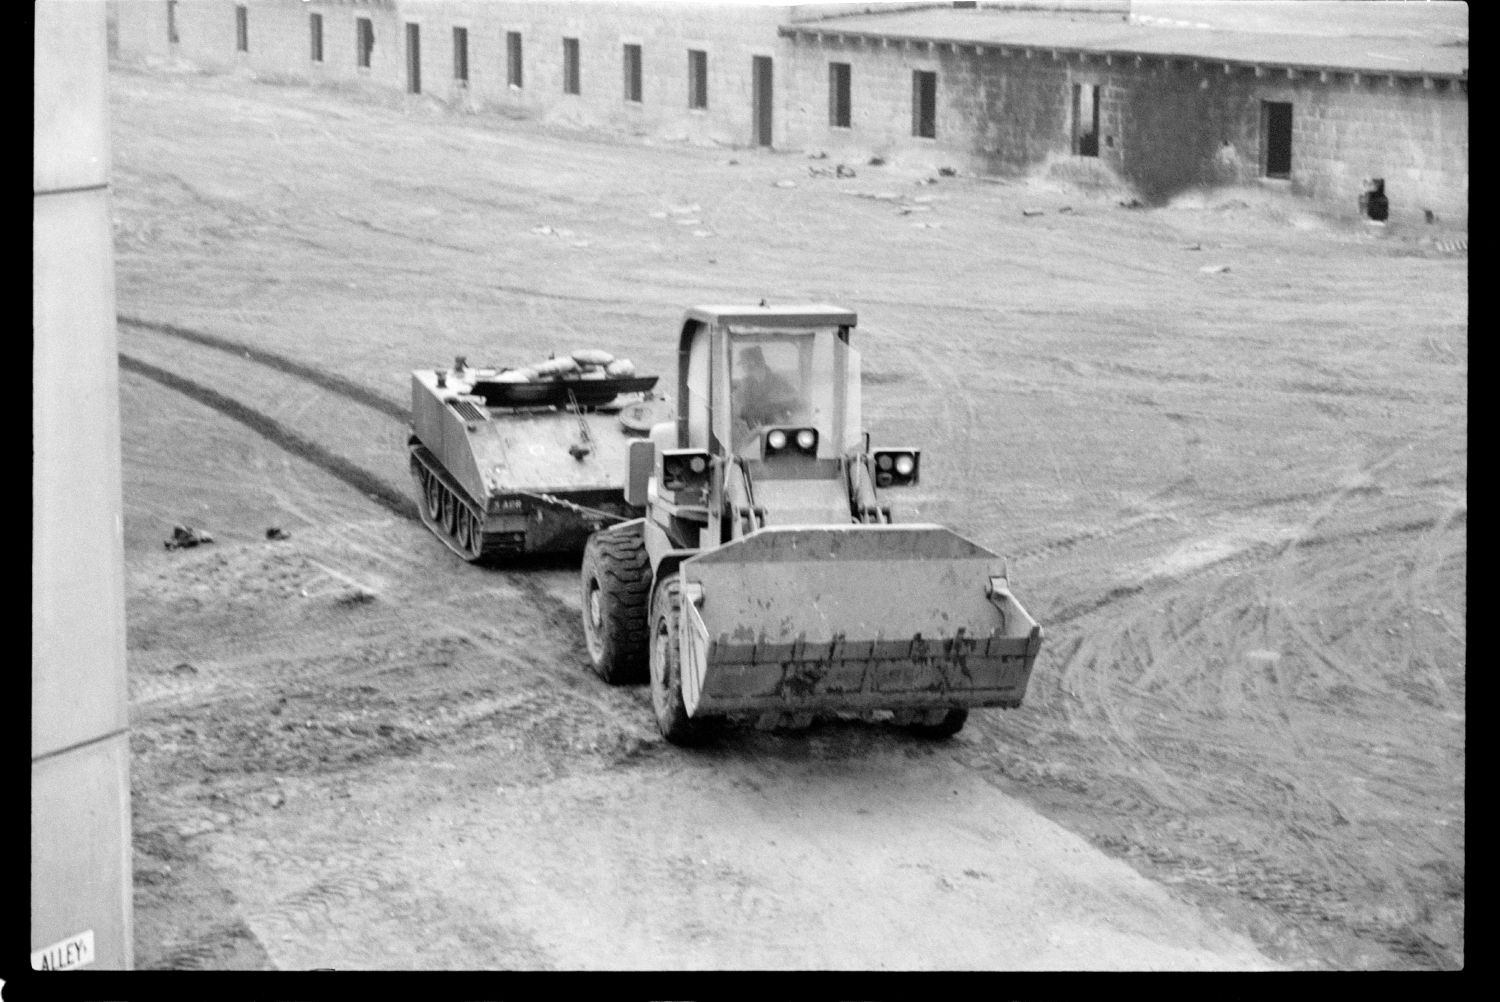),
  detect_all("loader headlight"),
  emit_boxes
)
[763,427,818,459]
[872,448,921,487]
[662,449,712,494]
